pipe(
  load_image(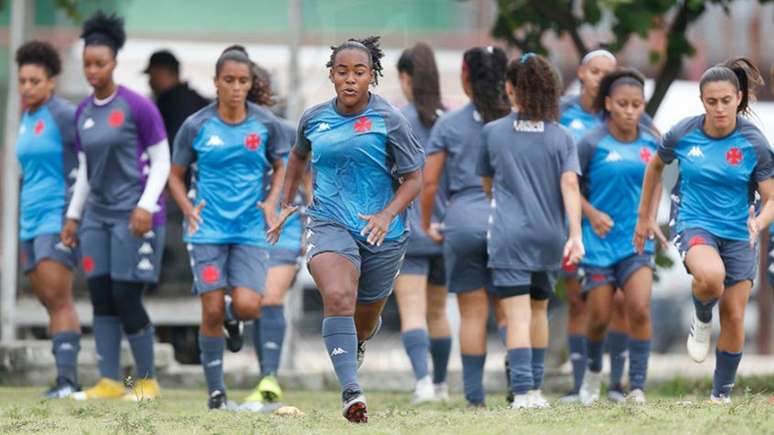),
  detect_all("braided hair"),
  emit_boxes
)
[463,47,509,123]
[327,36,384,86]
